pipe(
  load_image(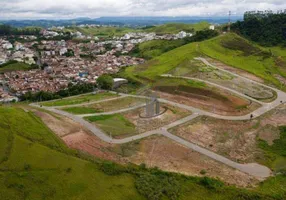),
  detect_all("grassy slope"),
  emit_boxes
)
[144,22,210,34]
[41,92,118,107]
[85,114,136,137]
[198,33,286,87]
[0,106,286,199]
[0,62,33,73]
[136,39,185,59]
[123,33,286,90]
